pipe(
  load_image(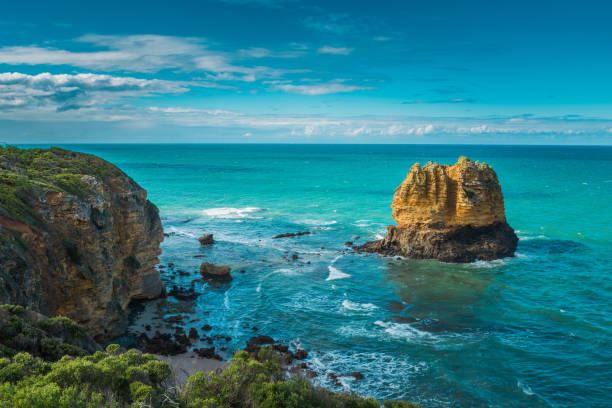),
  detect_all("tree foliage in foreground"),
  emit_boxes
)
[0,345,421,408]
